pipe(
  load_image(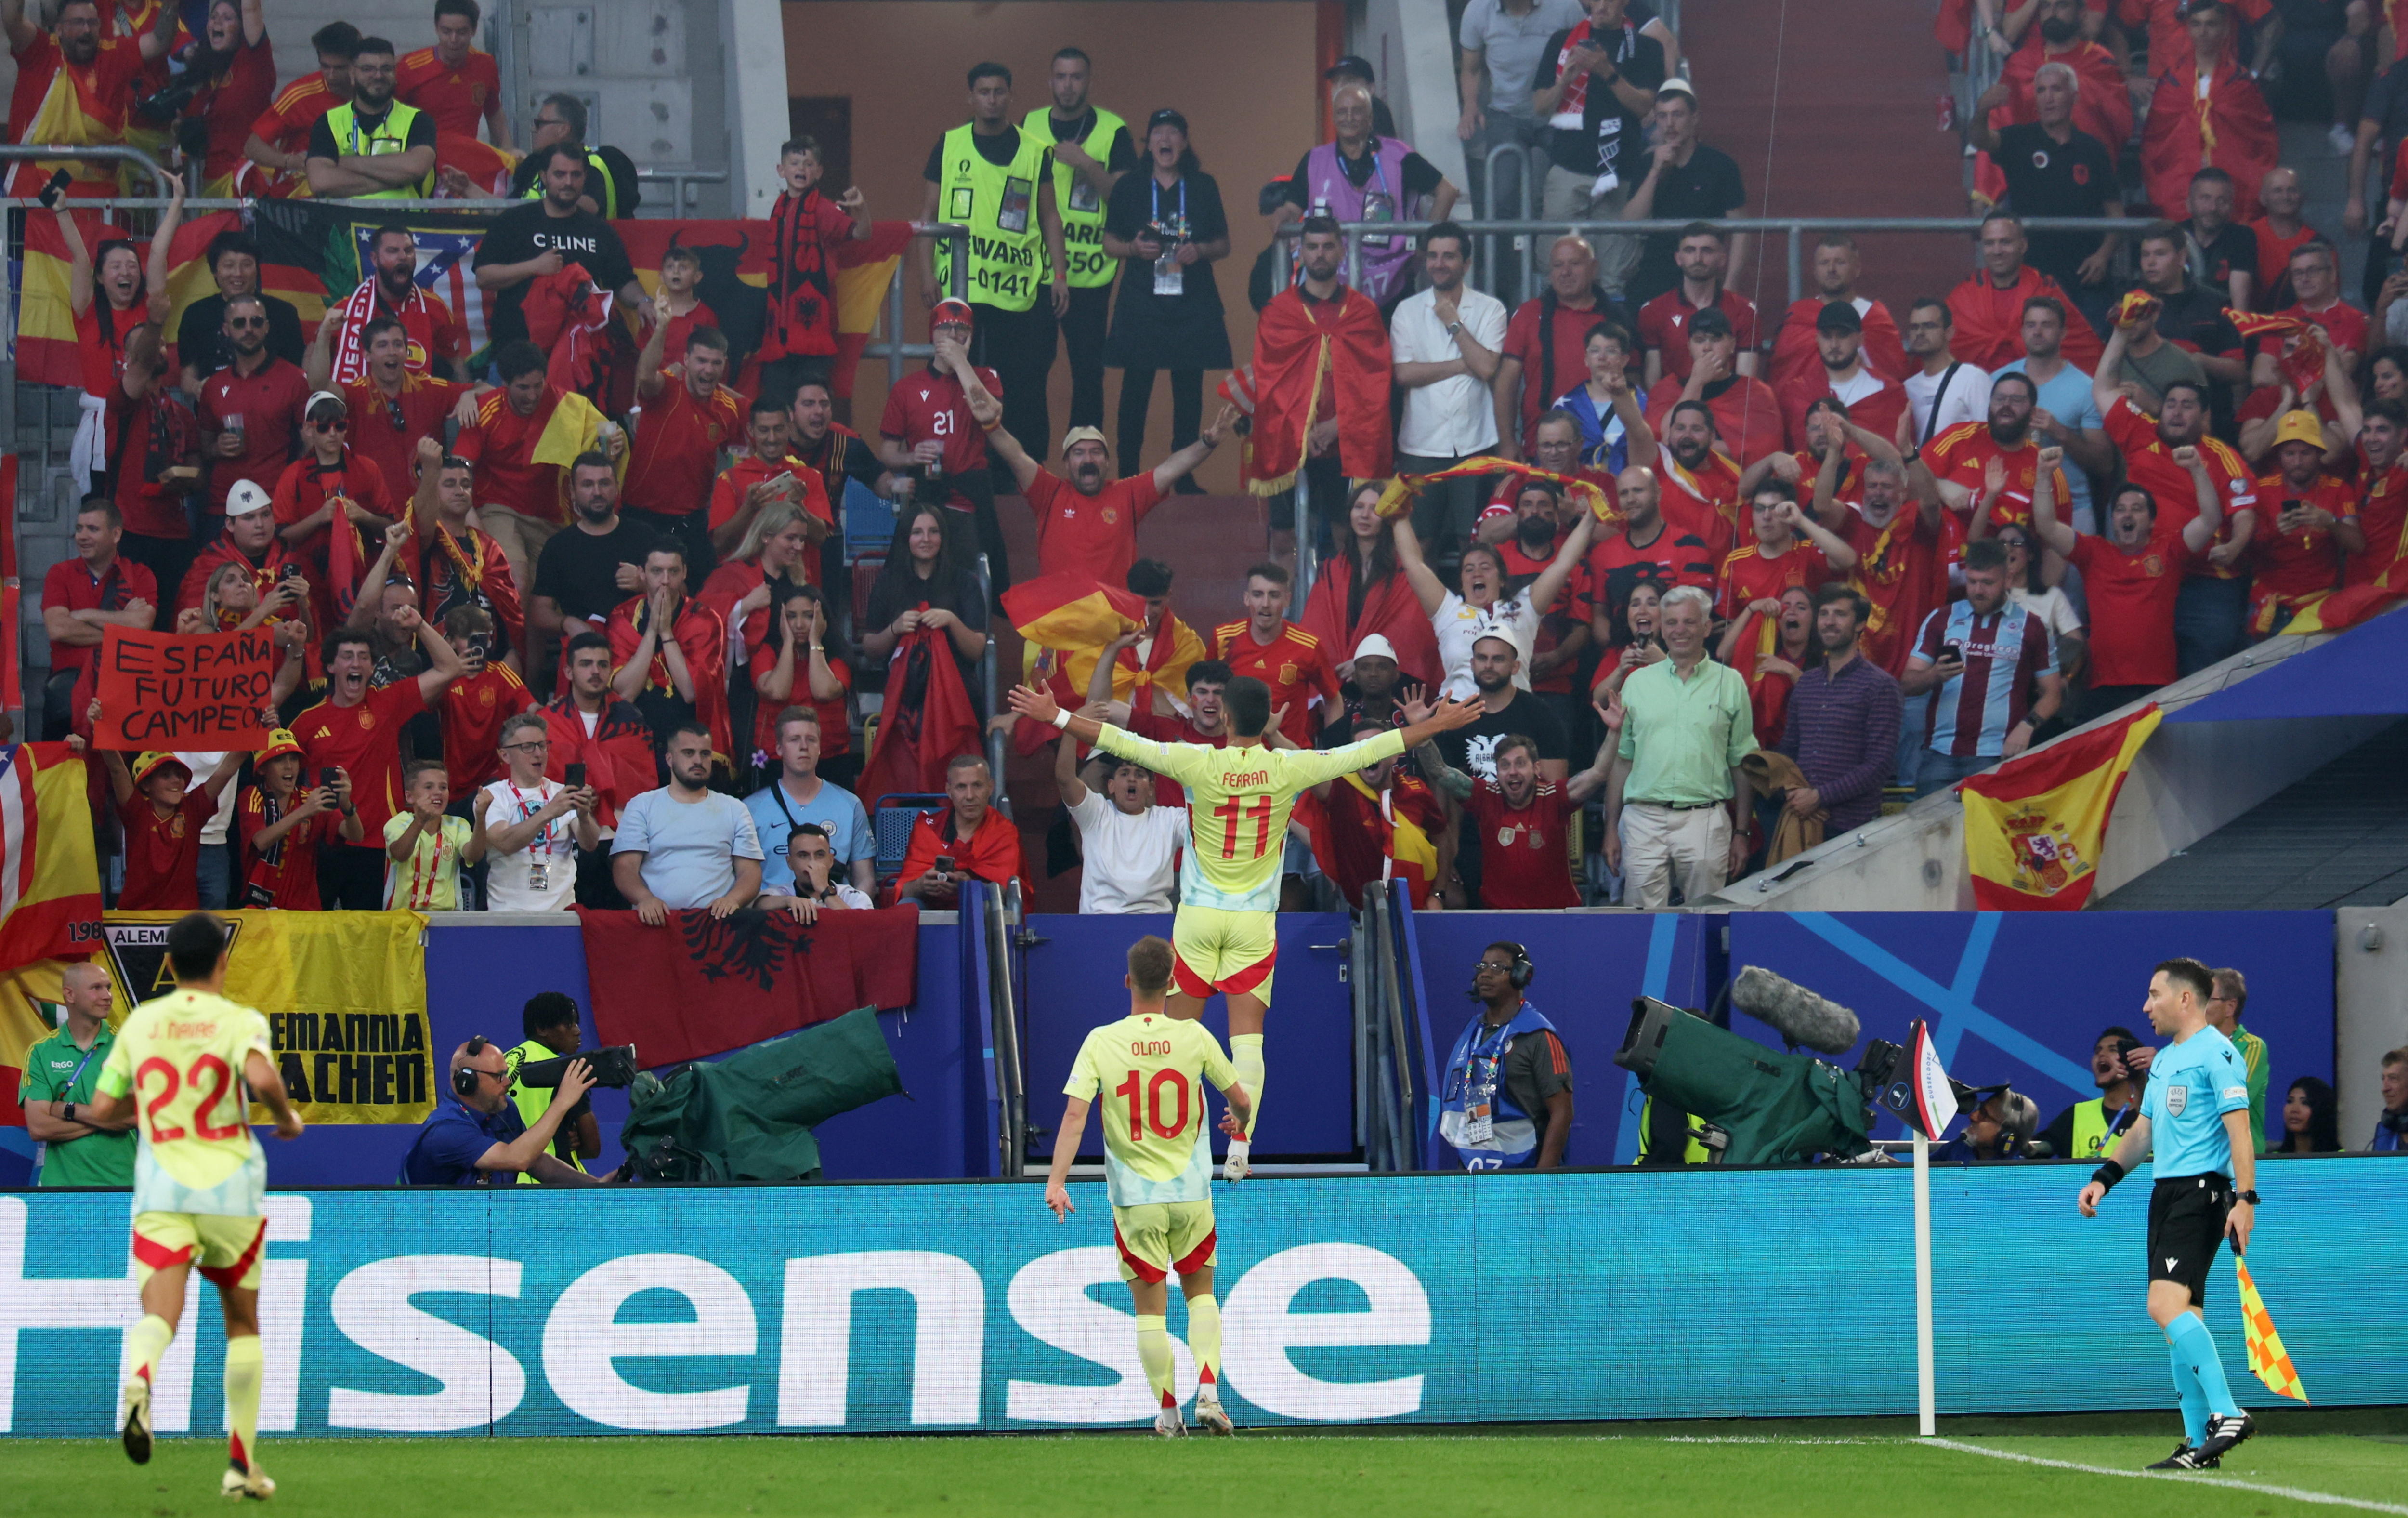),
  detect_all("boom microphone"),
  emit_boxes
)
[1729,966,1861,1055]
